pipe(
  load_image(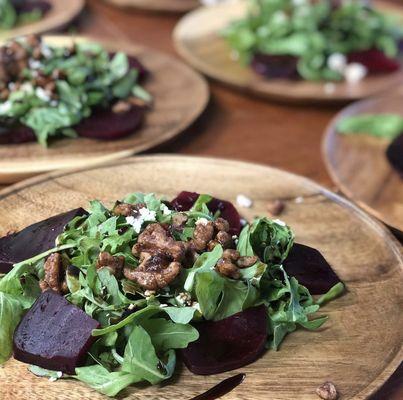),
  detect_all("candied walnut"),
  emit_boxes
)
[96,251,125,276]
[207,240,219,251]
[124,252,182,291]
[39,253,66,294]
[216,231,234,249]
[191,221,214,252]
[237,255,258,268]
[171,213,188,230]
[316,382,338,400]
[222,249,240,261]
[25,34,41,48]
[216,258,240,279]
[214,217,229,232]
[133,223,187,262]
[112,202,145,217]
